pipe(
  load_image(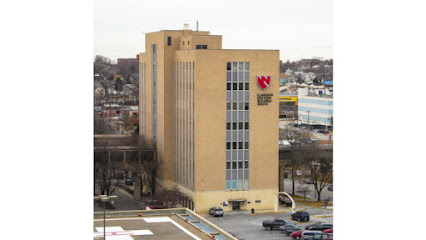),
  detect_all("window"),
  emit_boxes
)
[232,102,237,110]
[226,142,231,150]
[188,41,190,45]
[232,162,237,169]
[238,142,243,149]
[245,122,249,129]
[245,161,249,168]
[227,83,231,90]
[232,122,237,130]
[232,142,237,149]
[226,102,231,110]
[239,83,243,90]
[196,45,207,49]
[238,161,243,169]
[183,41,185,45]
[244,142,249,149]
[227,62,232,70]
[239,122,243,130]
[245,62,250,70]
[239,102,243,110]
[167,36,172,46]
[226,122,231,130]
[244,102,249,110]
[232,83,237,90]
[226,162,231,169]
[245,83,249,90]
